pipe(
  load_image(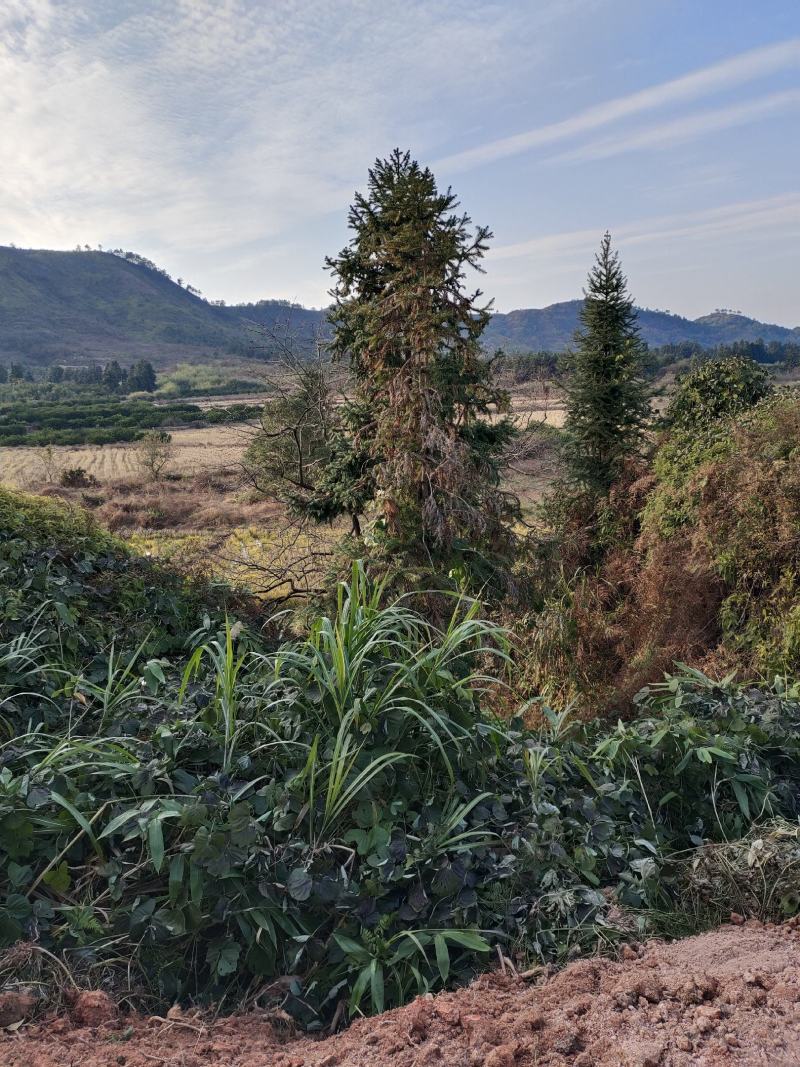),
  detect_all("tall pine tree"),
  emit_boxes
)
[564,232,650,493]
[323,149,518,580]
